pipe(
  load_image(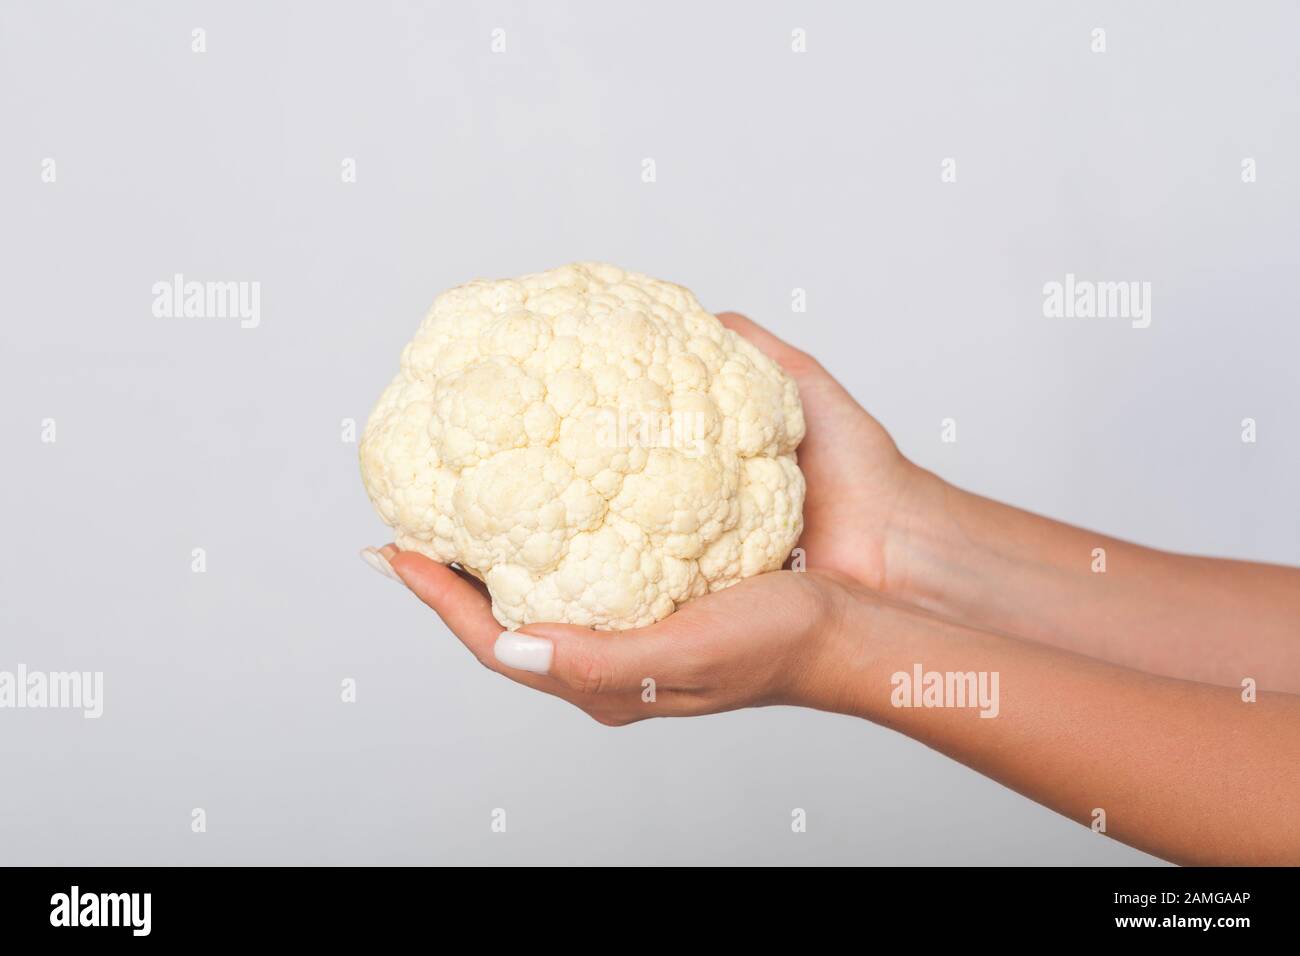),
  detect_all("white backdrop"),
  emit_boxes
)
[2,0,1296,864]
